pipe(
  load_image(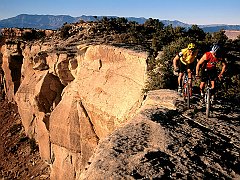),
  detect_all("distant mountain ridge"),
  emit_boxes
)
[1,14,240,32]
